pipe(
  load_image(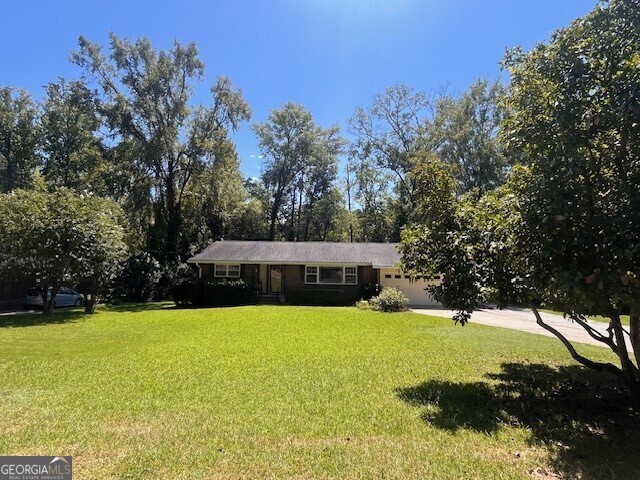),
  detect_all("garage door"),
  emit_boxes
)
[379,268,441,306]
